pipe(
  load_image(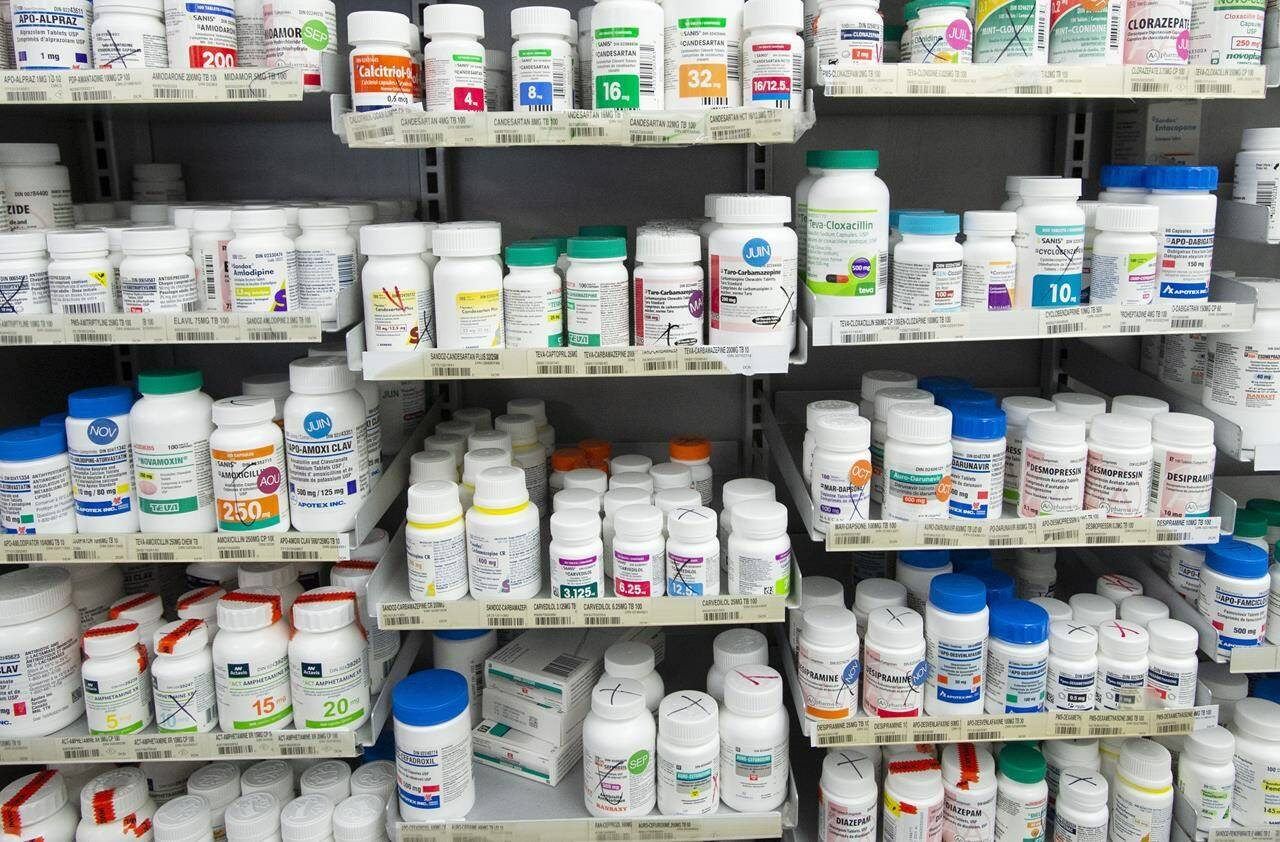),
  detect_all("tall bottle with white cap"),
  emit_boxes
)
[466,465,541,599]
[706,627,768,702]
[495,412,547,511]
[212,588,293,732]
[708,194,798,348]
[1014,177,1084,308]
[819,748,879,842]
[210,396,290,533]
[406,480,468,601]
[1018,412,1087,518]
[719,665,790,811]
[810,412,873,534]
[228,208,297,312]
[1109,739,1173,842]
[798,605,861,722]
[131,368,216,533]
[549,508,605,598]
[583,677,657,816]
[361,222,433,351]
[434,221,504,349]
[289,587,371,731]
[728,499,792,596]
